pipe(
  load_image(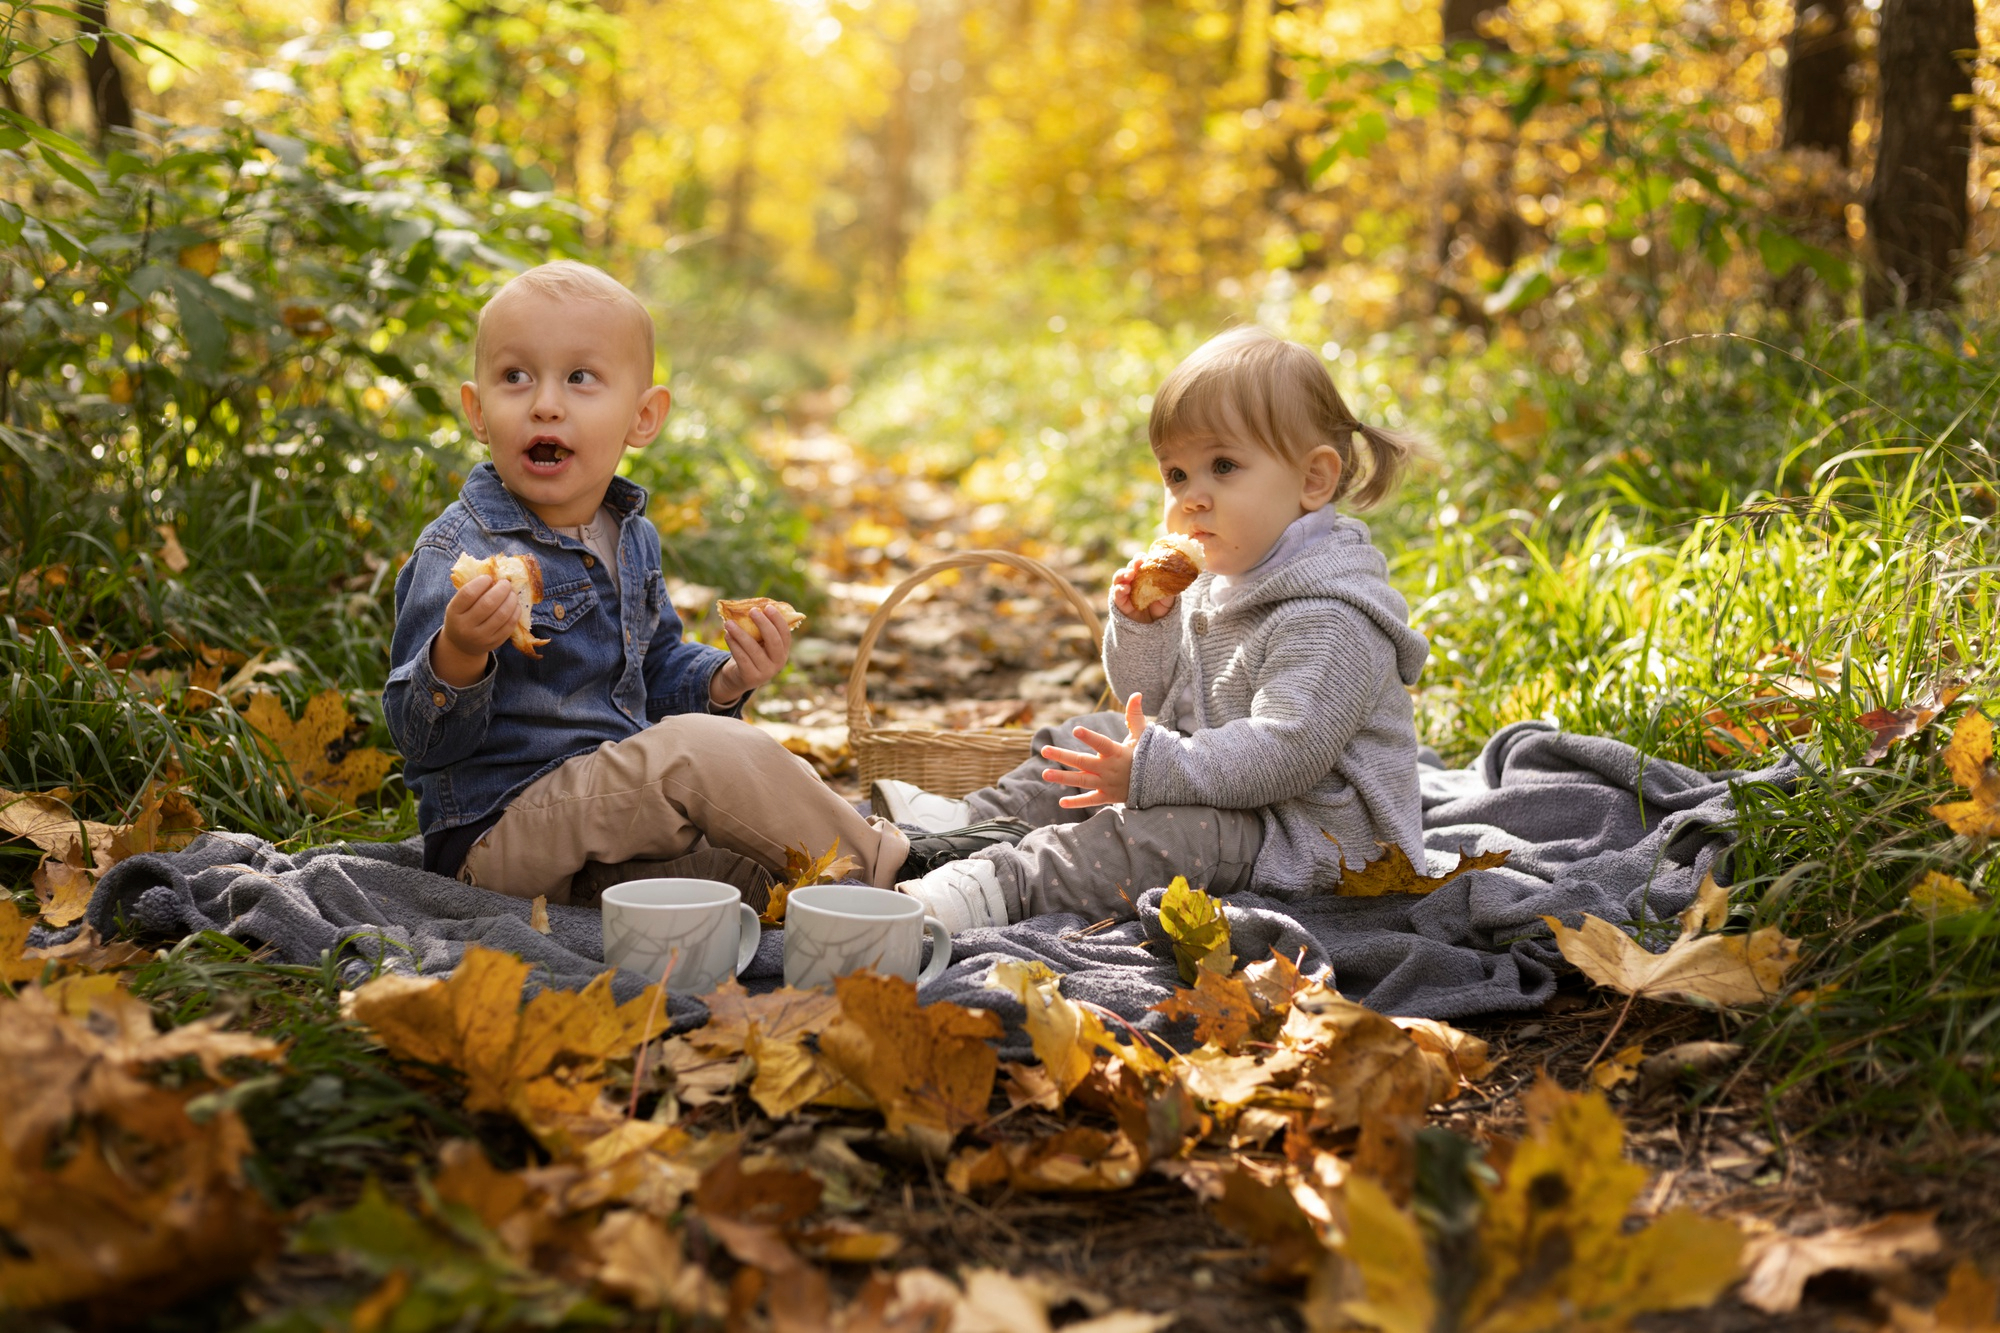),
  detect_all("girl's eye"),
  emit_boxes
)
[1213,458,1238,475]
